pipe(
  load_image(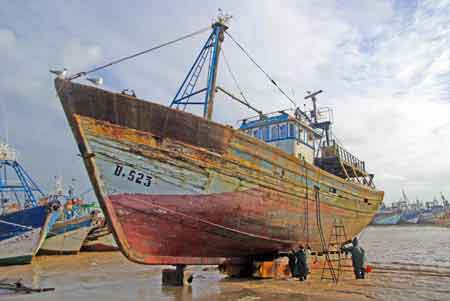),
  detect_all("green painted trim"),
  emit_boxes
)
[0,255,33,266]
